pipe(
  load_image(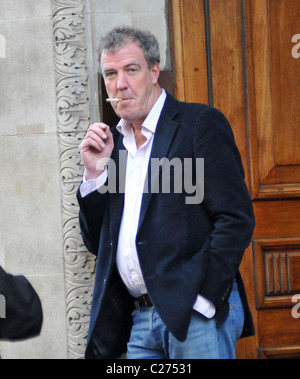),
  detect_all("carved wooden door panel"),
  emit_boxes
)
[169,0,300,358]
